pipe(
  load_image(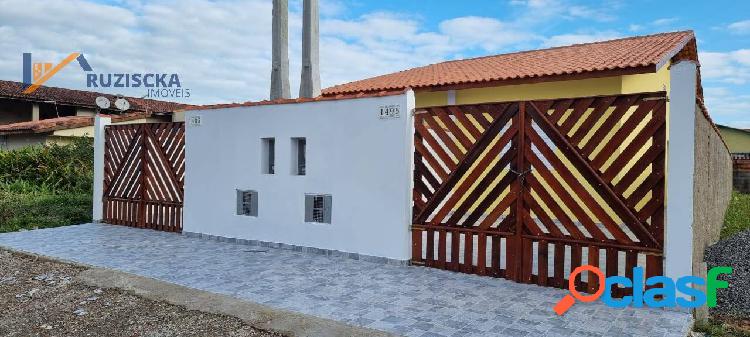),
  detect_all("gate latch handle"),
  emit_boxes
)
[510,168,533,177]
[510,168,533,189]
